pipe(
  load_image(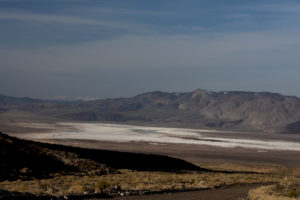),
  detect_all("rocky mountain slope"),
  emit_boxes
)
[1,89,300,133]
